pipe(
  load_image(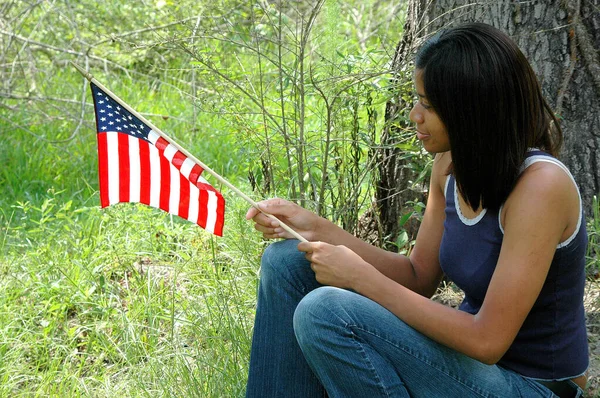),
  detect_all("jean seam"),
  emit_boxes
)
[349,324,495,398]
[349,330,393,398]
